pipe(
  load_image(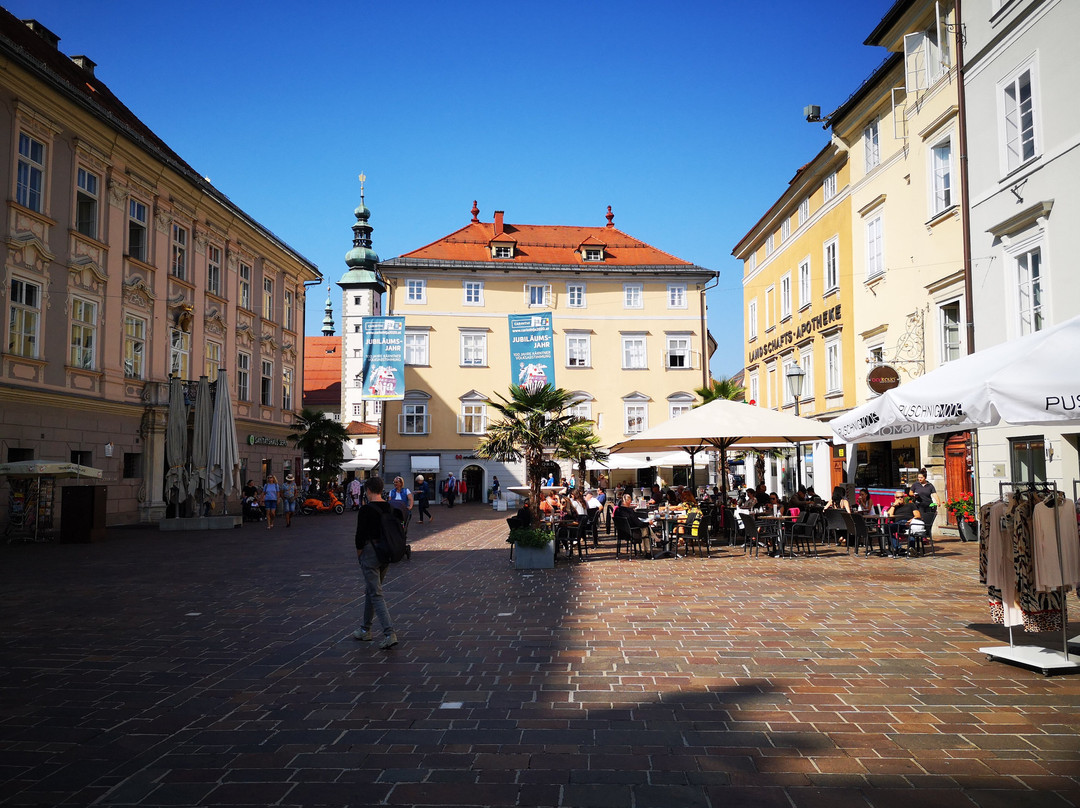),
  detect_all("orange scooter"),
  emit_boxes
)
[300,489,345,515]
